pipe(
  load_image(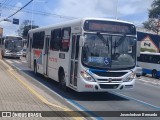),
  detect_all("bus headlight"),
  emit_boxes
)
[80,71,95,82]
[124,73,135,82]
